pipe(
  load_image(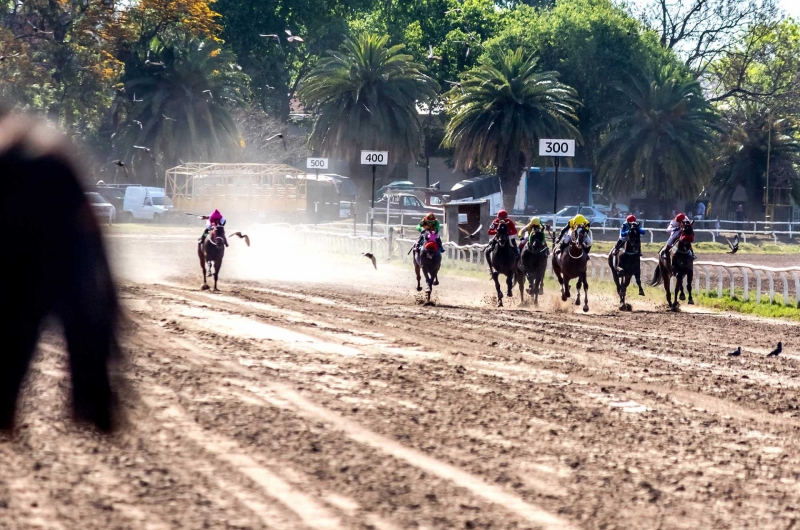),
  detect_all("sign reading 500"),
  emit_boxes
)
[360,150,389,165]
